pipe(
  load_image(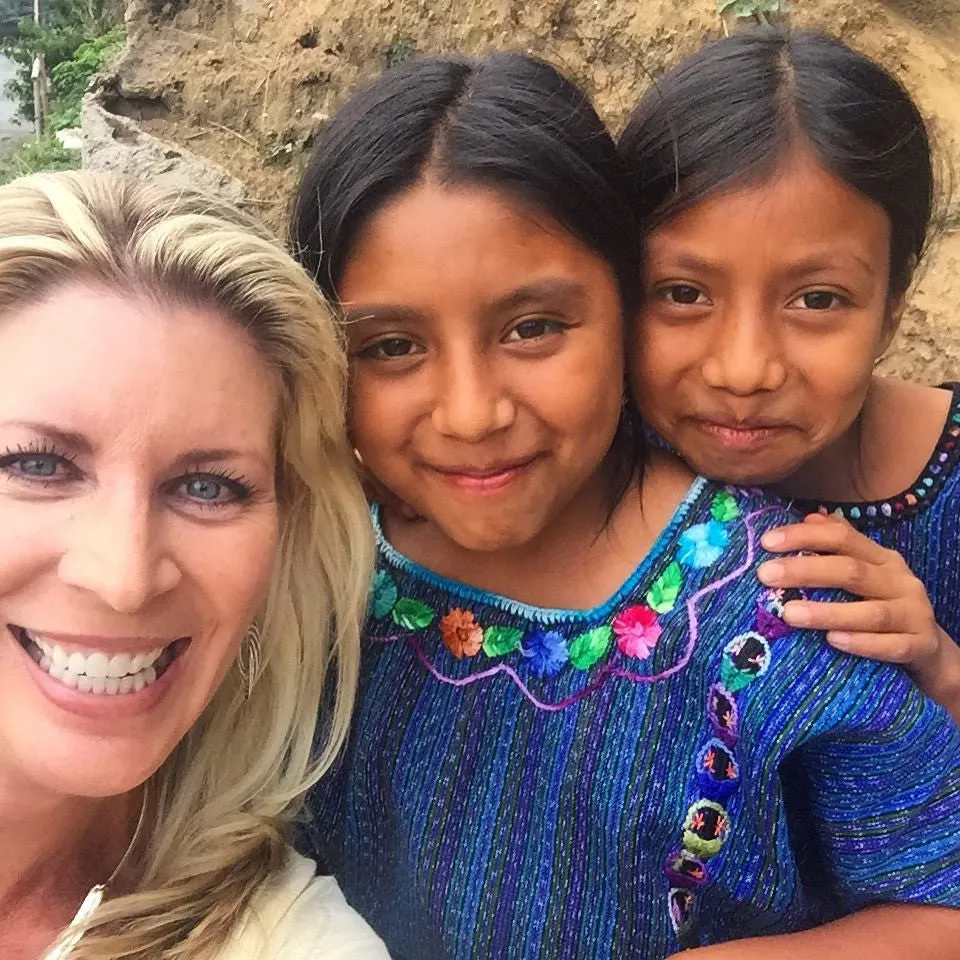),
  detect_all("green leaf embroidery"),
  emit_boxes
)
[710,490,741,523]
[568,625,613,670]
[391,598,435,631]
[371,570,398,619]
[646,561,684,614]
[482,626,523,658]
